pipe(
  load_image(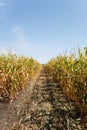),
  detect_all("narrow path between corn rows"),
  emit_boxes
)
[0,68,86,130]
